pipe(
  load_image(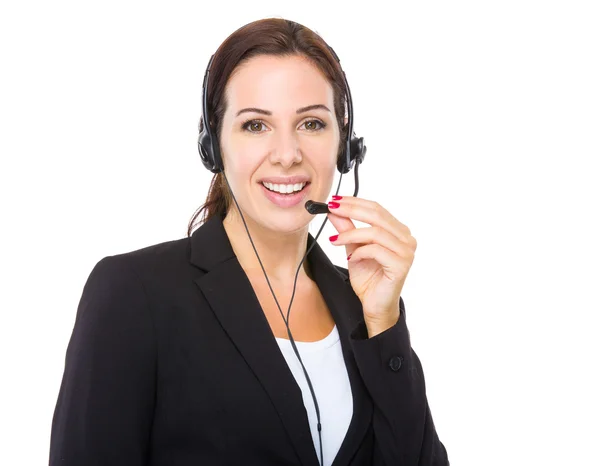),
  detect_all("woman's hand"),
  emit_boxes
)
[326,196,417,338]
